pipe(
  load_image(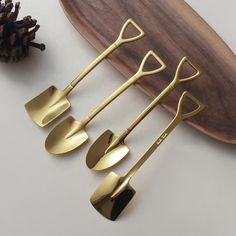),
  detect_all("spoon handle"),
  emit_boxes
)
[63,19,145,95]
[115,57,202,143]
[84,51,166,124]
[64,43,118,95]
[124,91,205,182]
